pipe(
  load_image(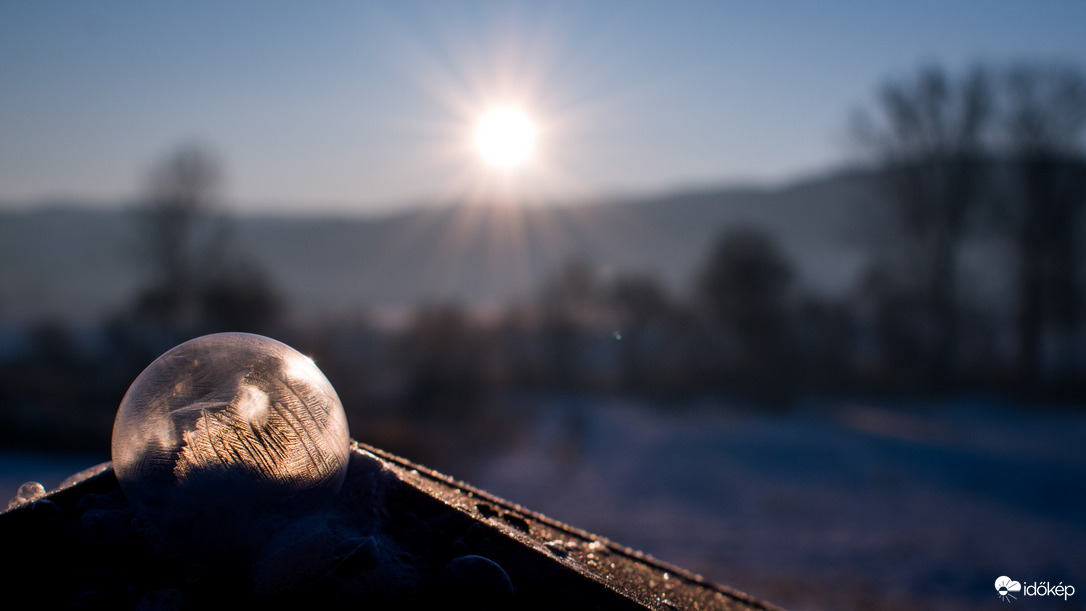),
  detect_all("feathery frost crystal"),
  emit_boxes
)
[111,333,350,537]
